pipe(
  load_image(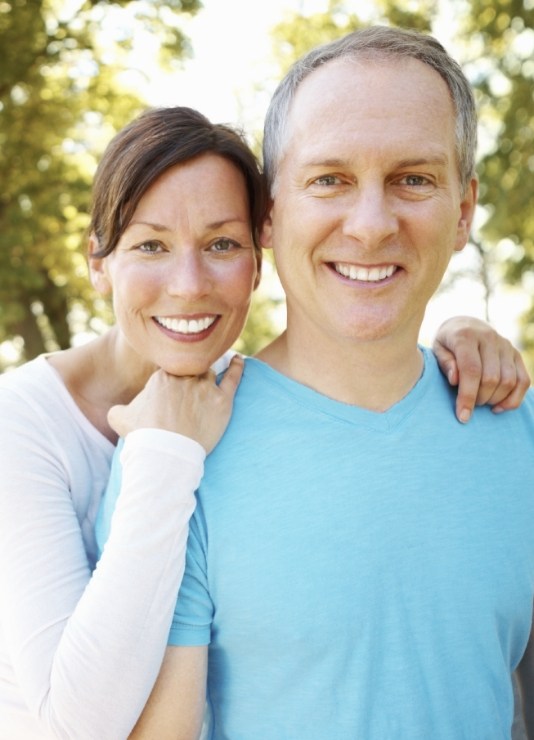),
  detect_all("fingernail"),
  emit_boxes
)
[459,408,471,423]
[492,406,504,414]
